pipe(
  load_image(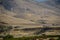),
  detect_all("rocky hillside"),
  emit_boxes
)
[1,0,60,27]
[0,0,60,36]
